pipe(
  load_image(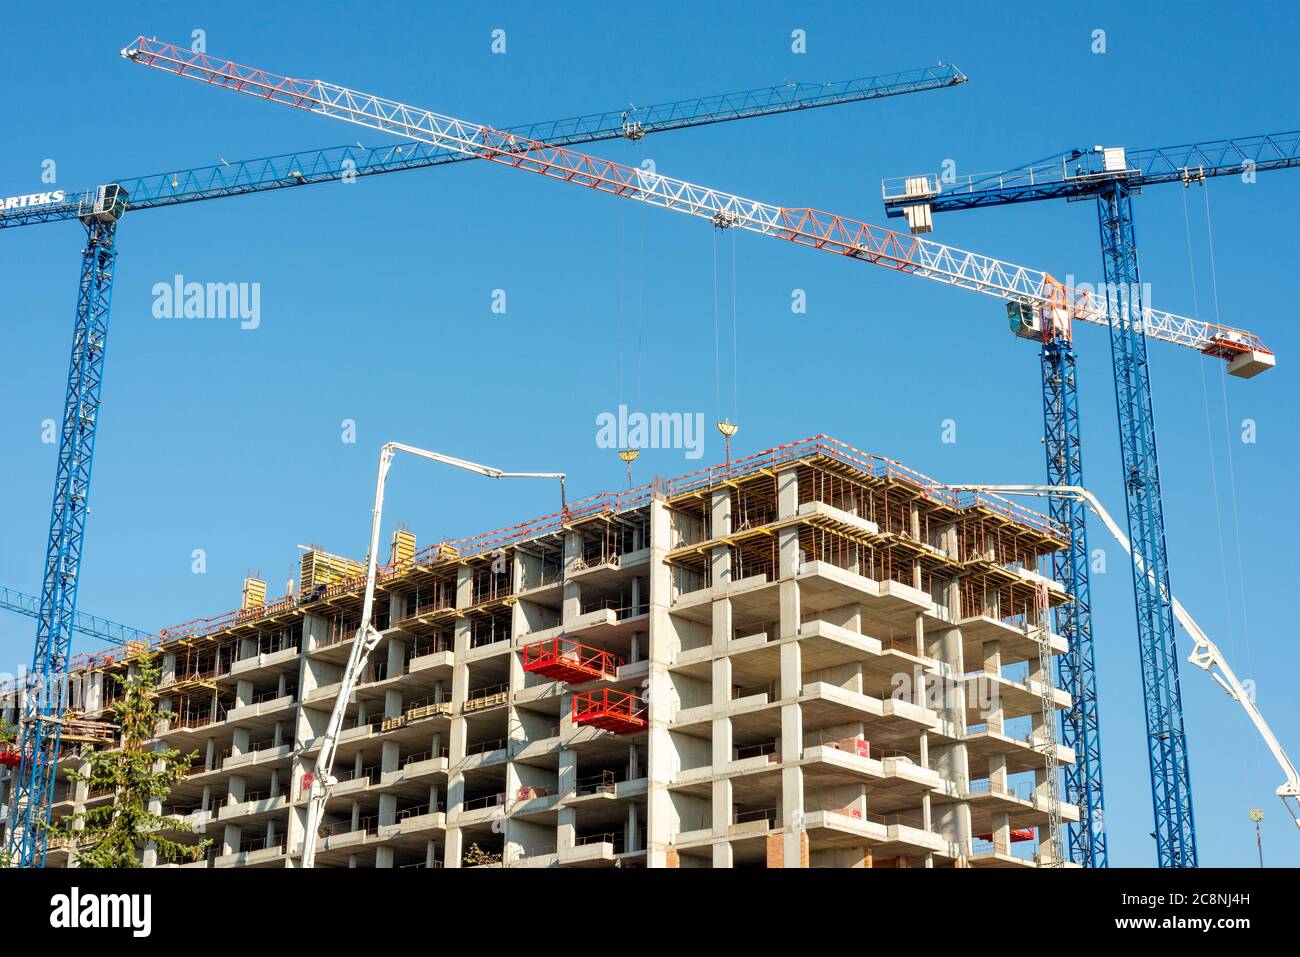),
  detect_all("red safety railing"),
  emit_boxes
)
[522,637,624,684]
[570,689,647,735]
[3,435,1065,695]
